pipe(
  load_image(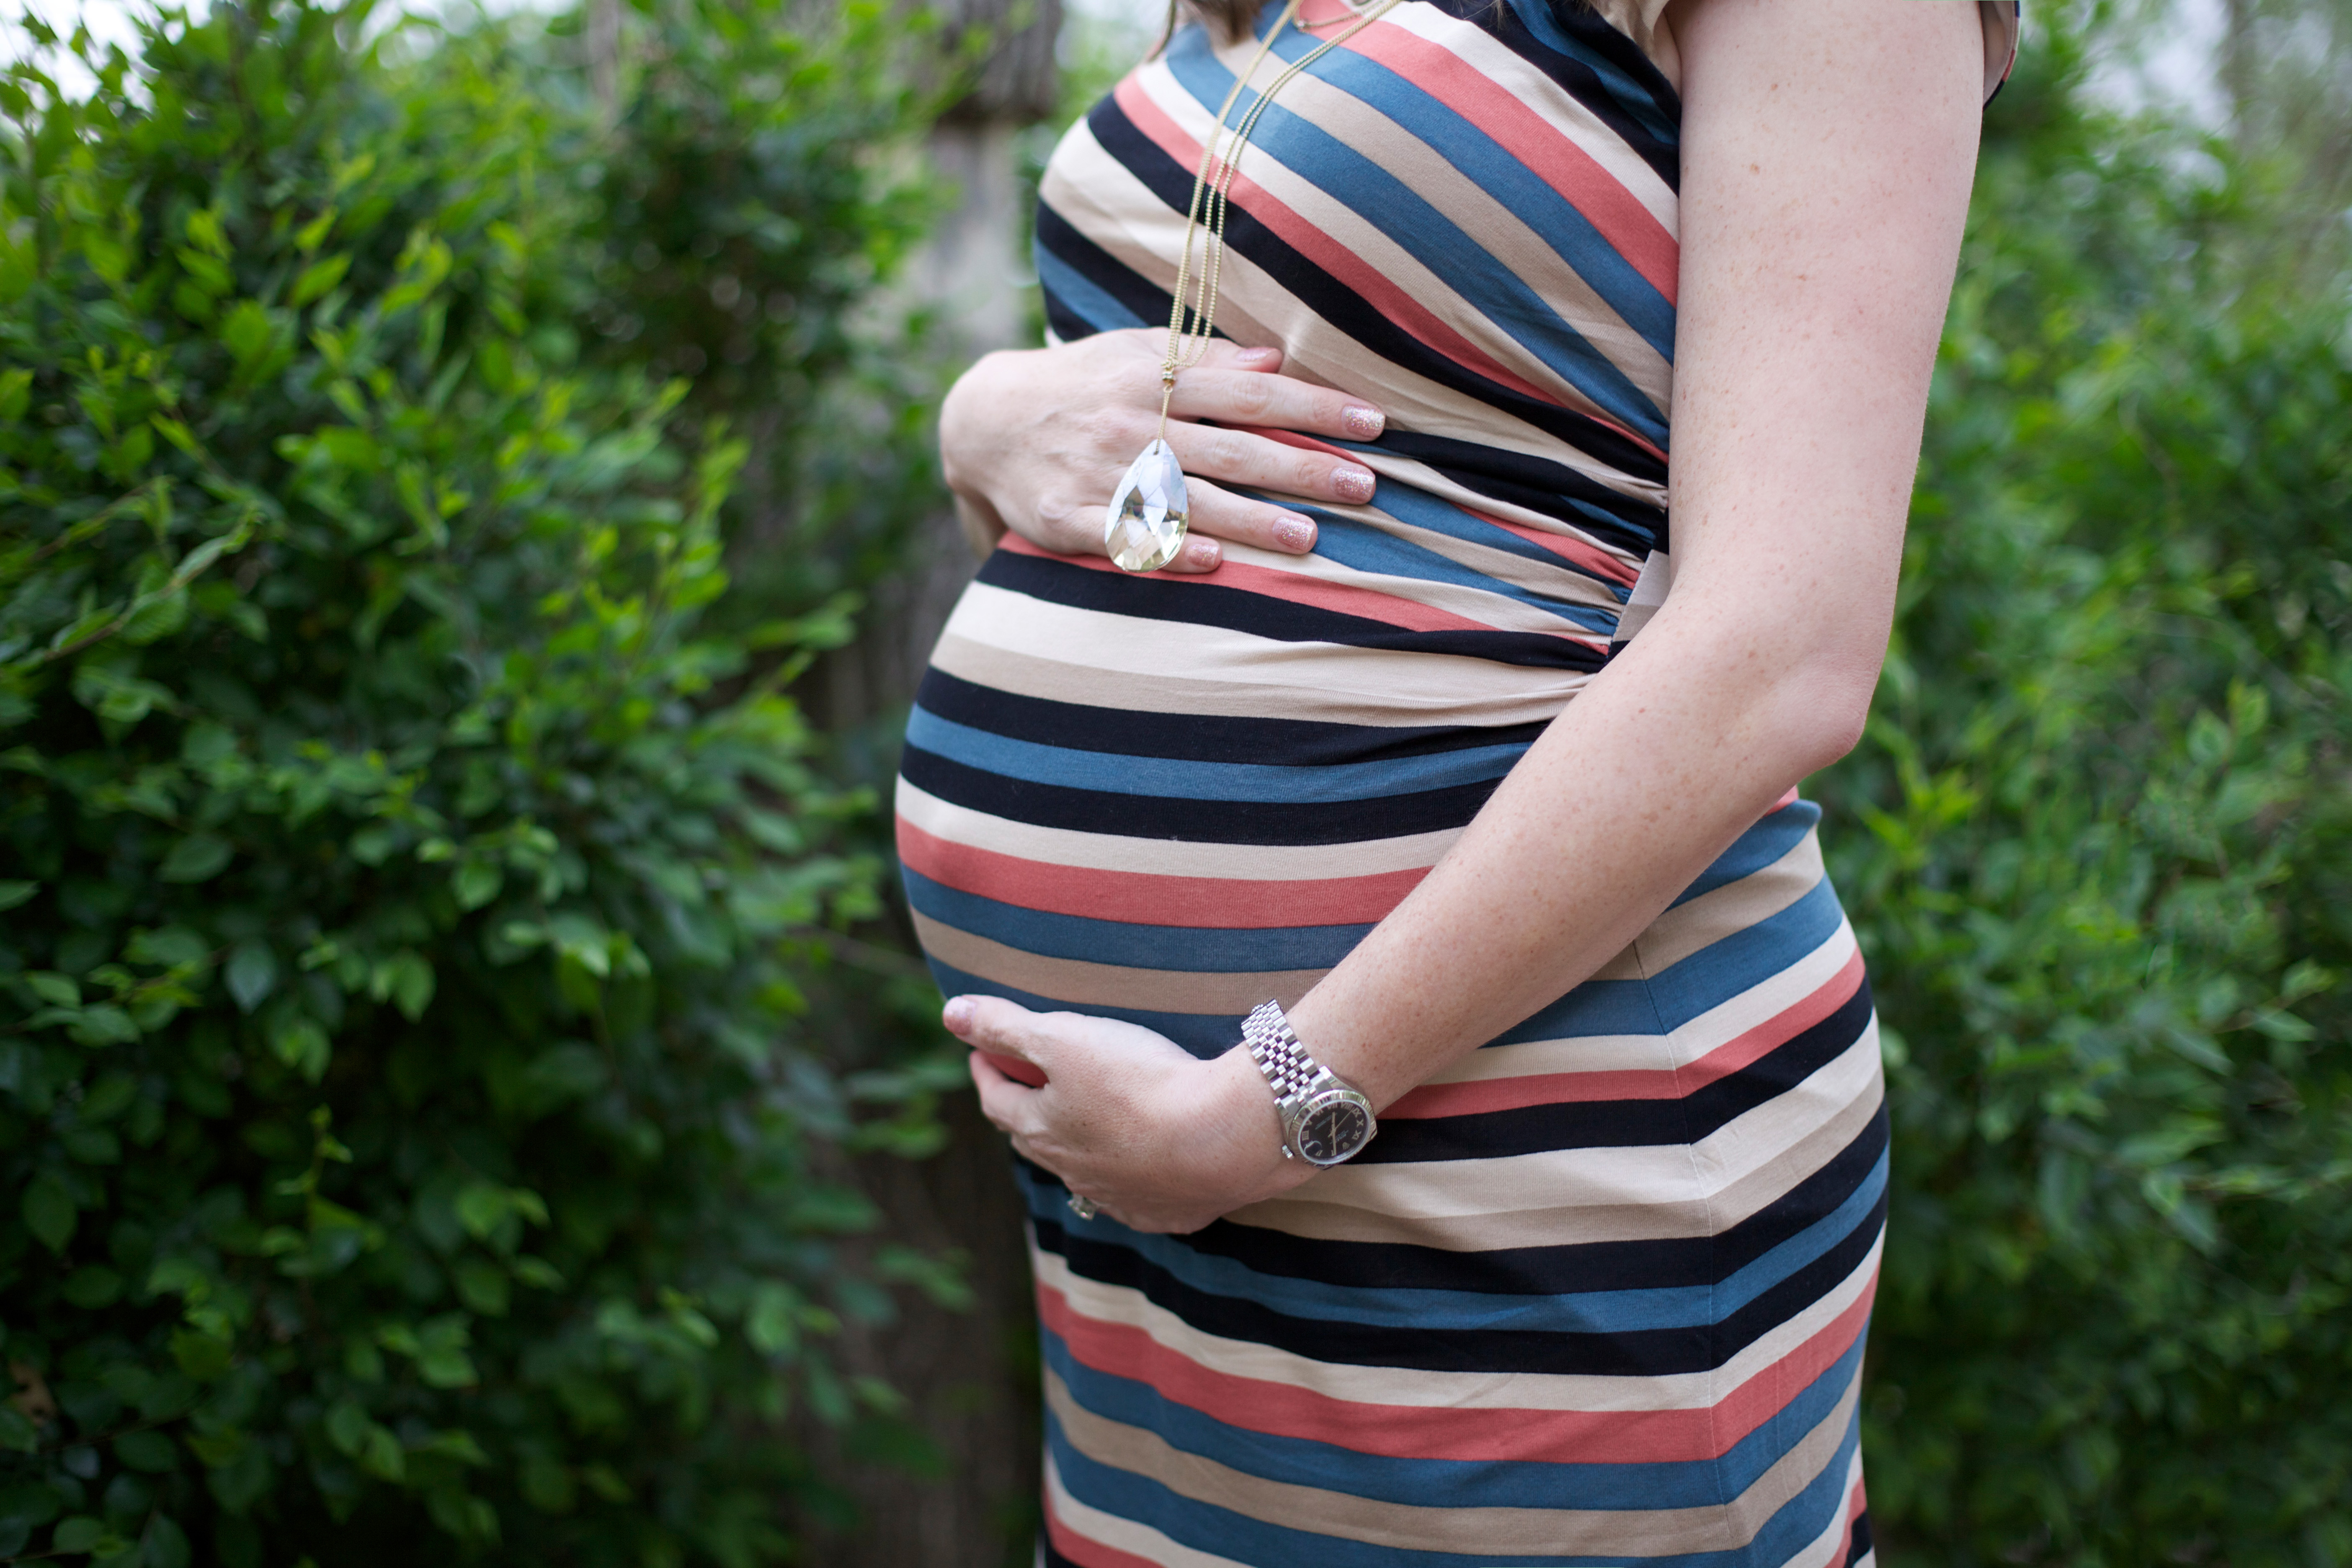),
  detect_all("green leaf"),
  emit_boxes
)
[61,1266,123,1307]
[2251,1008,2317,1042]
[61,1126,122,1164]
[139,1514,190,1568]
[385,951,434,1021]
[290,251,350,305]
[79,1071,138,1121]
[453,859,502,910]
[294,205,338,251]
[746,1282,798,1356]
[510,1256,563,1290]
[224,941,278,1012]
[0,879,36,911]
[27,971,81,1007]
[70,665,174,726]
[218,300,275,368]
[121,588,188,645]
[127,927,210,970]
[51,1515,108,1553]
[68,1007,139,1048]
[22,1172,76,1253]
[0,1408,37,1453]
[454,1183,510,1239]
[324,1399,370,1457]
[168,1329,231,1383]
[359,1424,405,1482]
[413,1429,488,1466]
[518,1457,574,1514]
[270,1016,330,1082]
[157,835,232,884]
[113,1429,176,1473]
[453,1258,509,1316]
